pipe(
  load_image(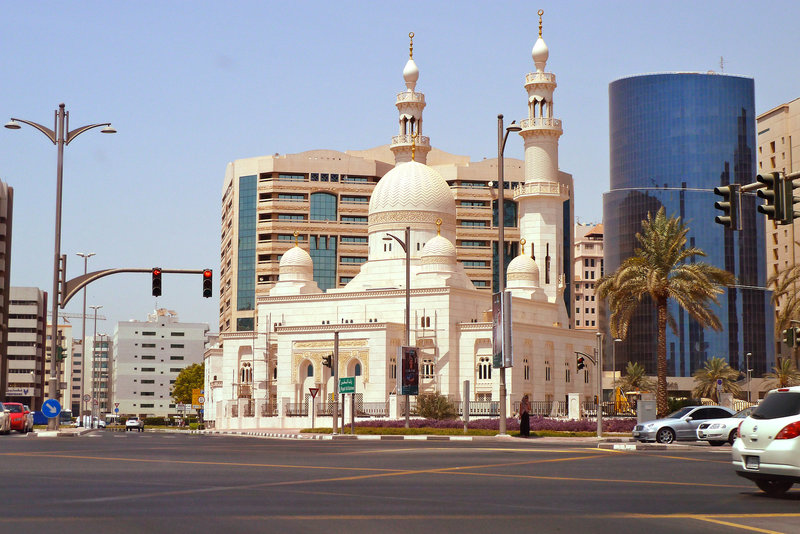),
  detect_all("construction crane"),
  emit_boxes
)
[47,311,106,323]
